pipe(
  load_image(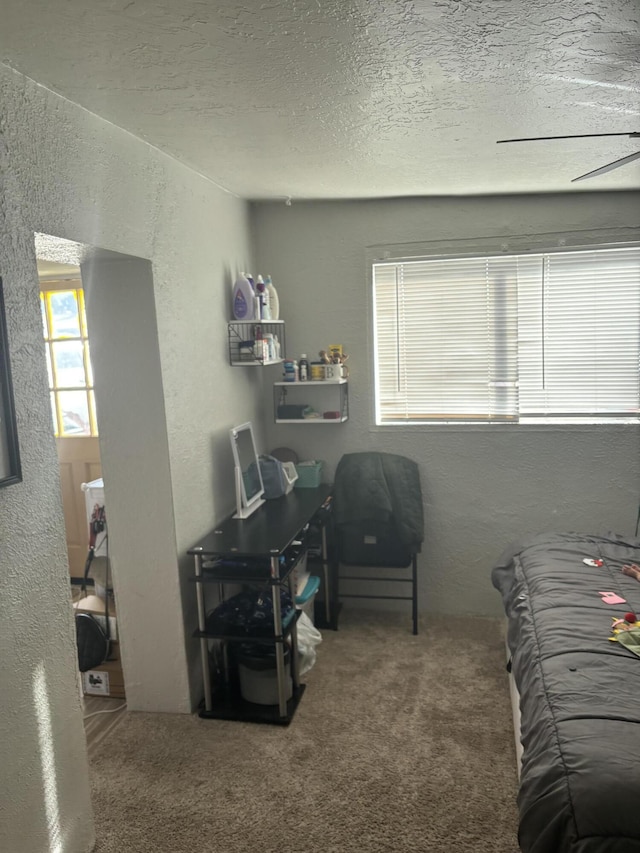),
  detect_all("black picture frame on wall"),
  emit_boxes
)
[0,276,22,488]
